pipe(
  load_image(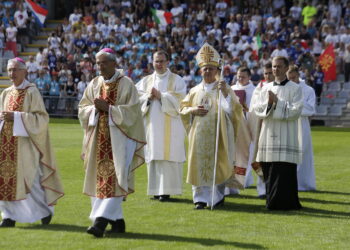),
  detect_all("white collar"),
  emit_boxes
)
[103,70,120,84]
[234,81,253,90]
[154,69,169,78]
[14,79,30,90]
